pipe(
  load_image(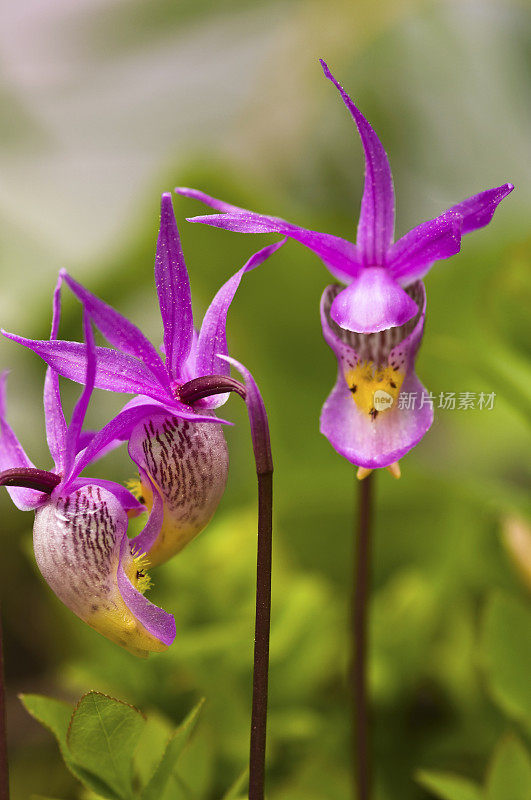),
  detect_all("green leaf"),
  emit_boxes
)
[66,691,146,800]
[141,699,204,800]
[481,593,531,731]
[416,769,483,800]
[134,712,174,788]
[486,735,531,800]
[222,768,248,799]
[20,693,121,800]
